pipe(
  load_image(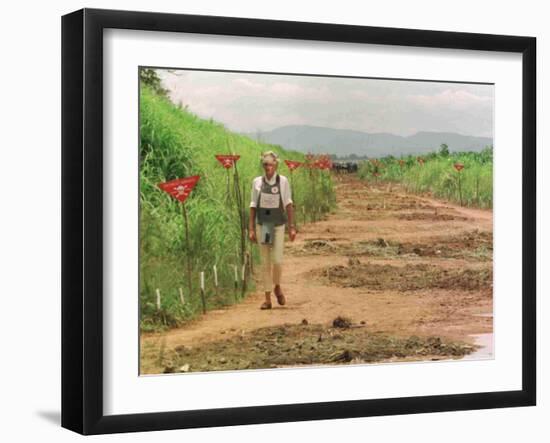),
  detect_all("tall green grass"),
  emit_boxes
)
[358,149,493,208]
[140,86,335,331]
